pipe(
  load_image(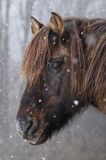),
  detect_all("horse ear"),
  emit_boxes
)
[30,16,44,35]
[49,12,64,35]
